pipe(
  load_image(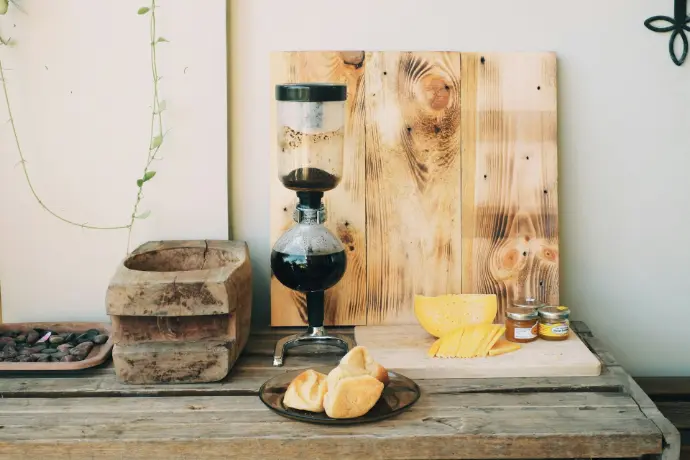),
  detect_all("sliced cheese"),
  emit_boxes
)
[481,325,506,357]
[436,327,465,358]
[414,294,498,338]
[488,337,521,357]
[474,324,502,358]
[427,338,441,358]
